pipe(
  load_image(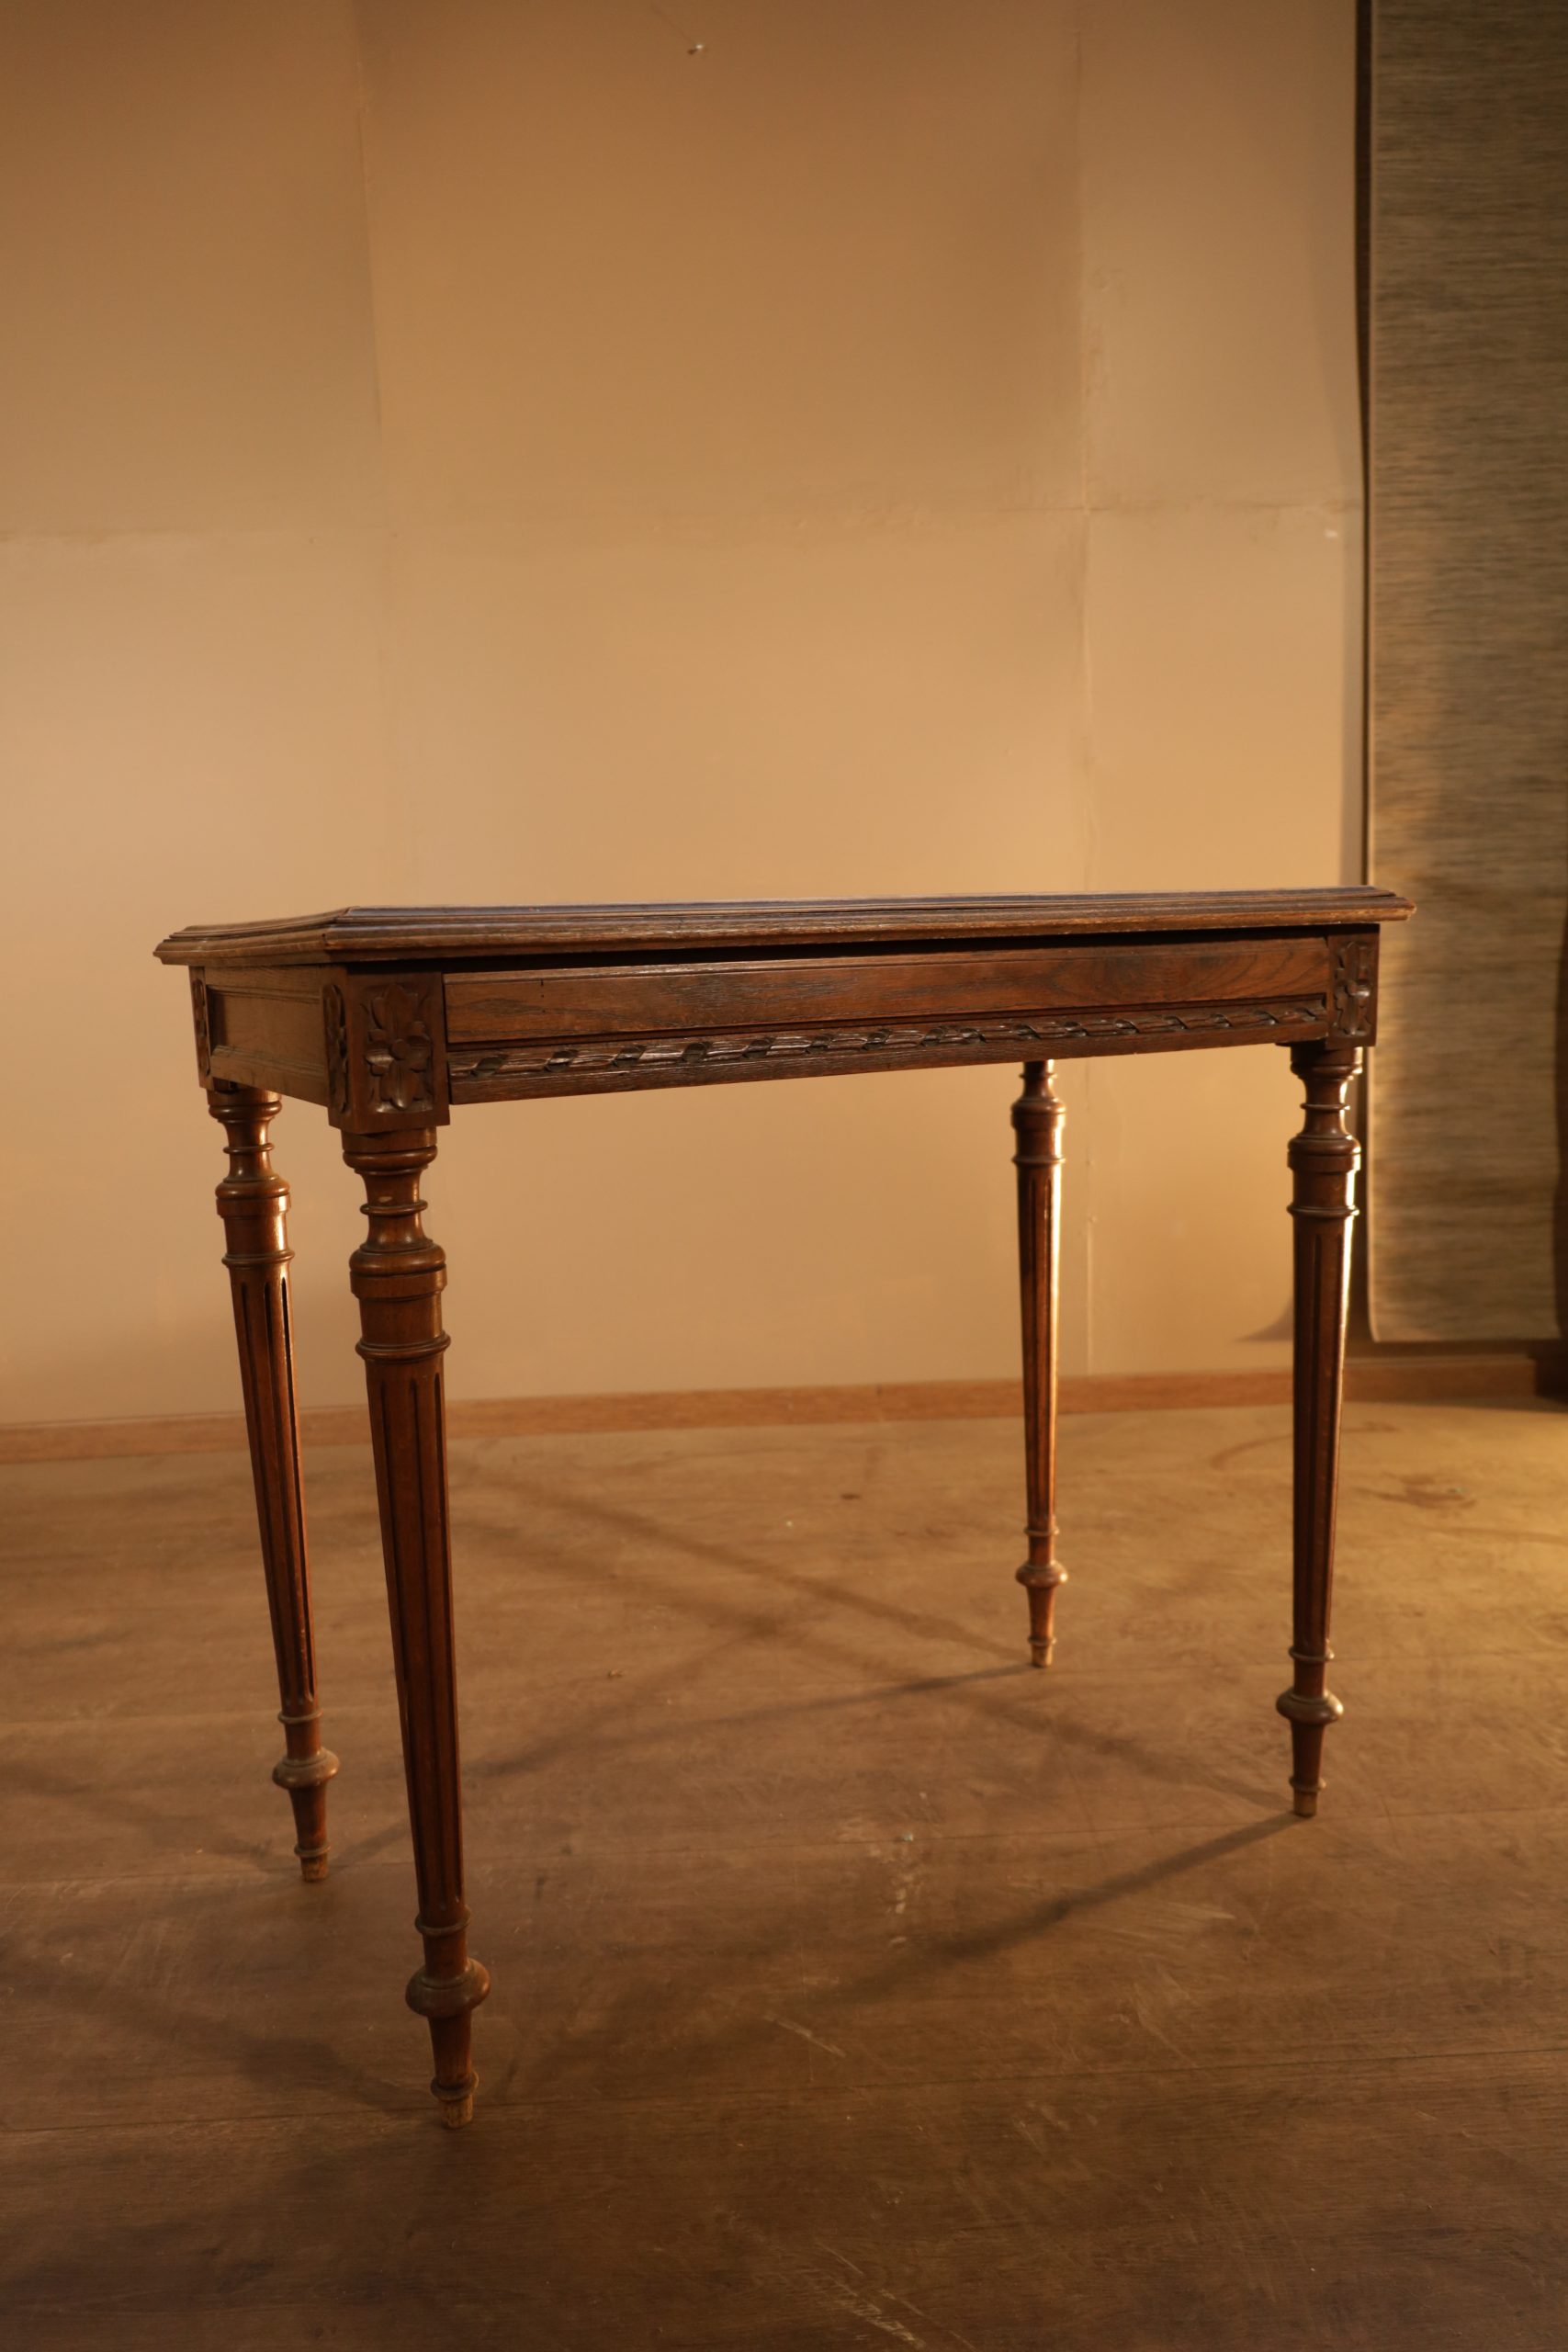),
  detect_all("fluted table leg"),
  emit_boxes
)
[344,1127,489,2127]
[209,1084,338,1881]
[1278,1040,1362,1816]
[1013,1061,1066,1666]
